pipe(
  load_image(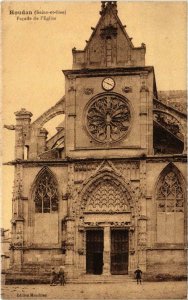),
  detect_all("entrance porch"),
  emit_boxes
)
[85,227,129,276]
